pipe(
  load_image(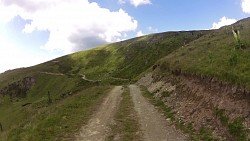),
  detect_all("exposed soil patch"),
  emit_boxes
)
[0,76,35,100]
[138,71,250,140]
